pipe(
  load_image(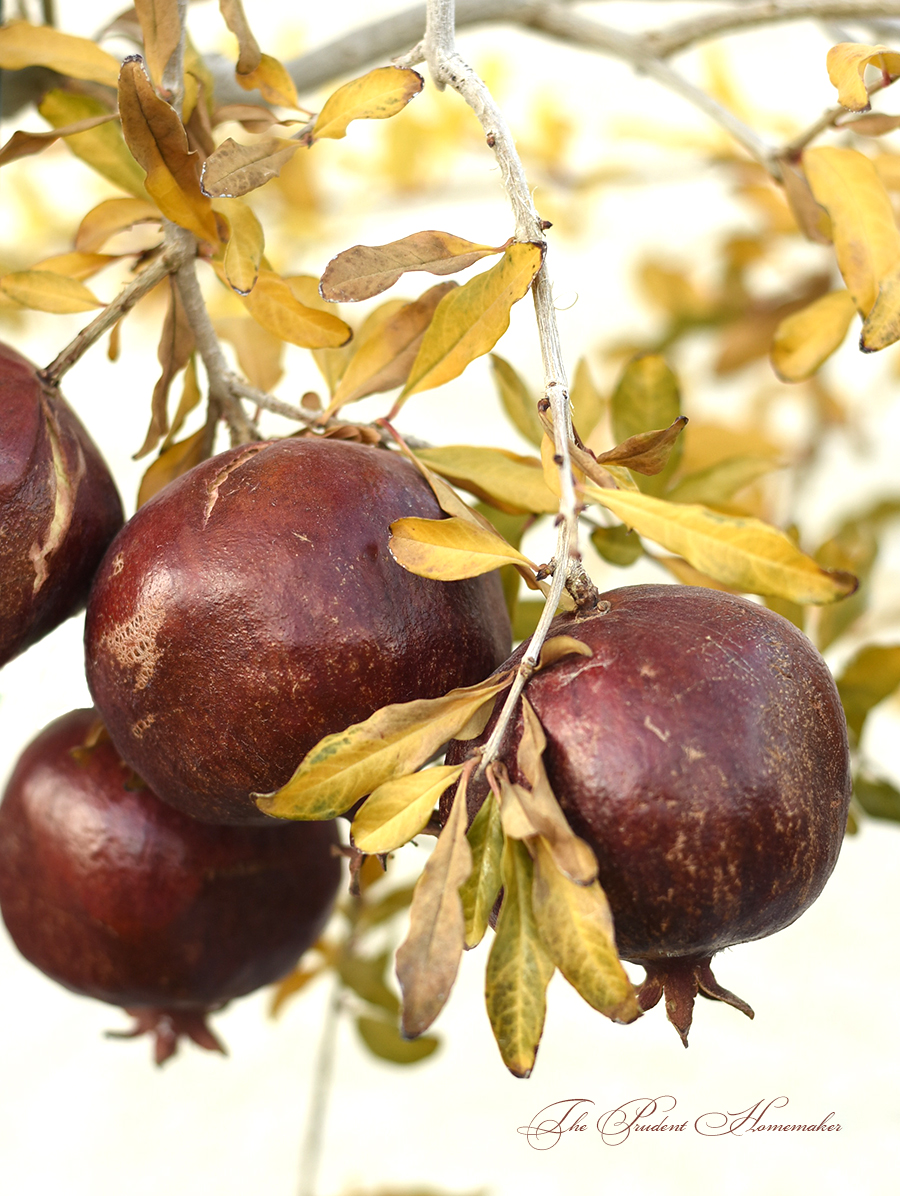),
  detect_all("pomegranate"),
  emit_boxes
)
[0,342,123,668]
[446,584,851,1044]
[85,437,512,825]
[0,708,341,1063]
